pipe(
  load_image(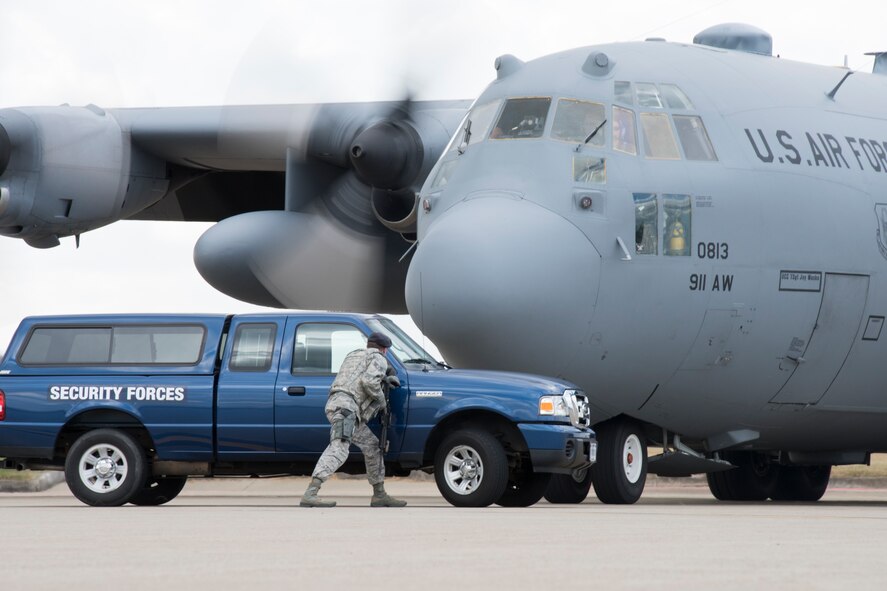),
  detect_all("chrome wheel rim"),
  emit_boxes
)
[623,434,643,484]
[444,445,484,495]
[79,443,128,494]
